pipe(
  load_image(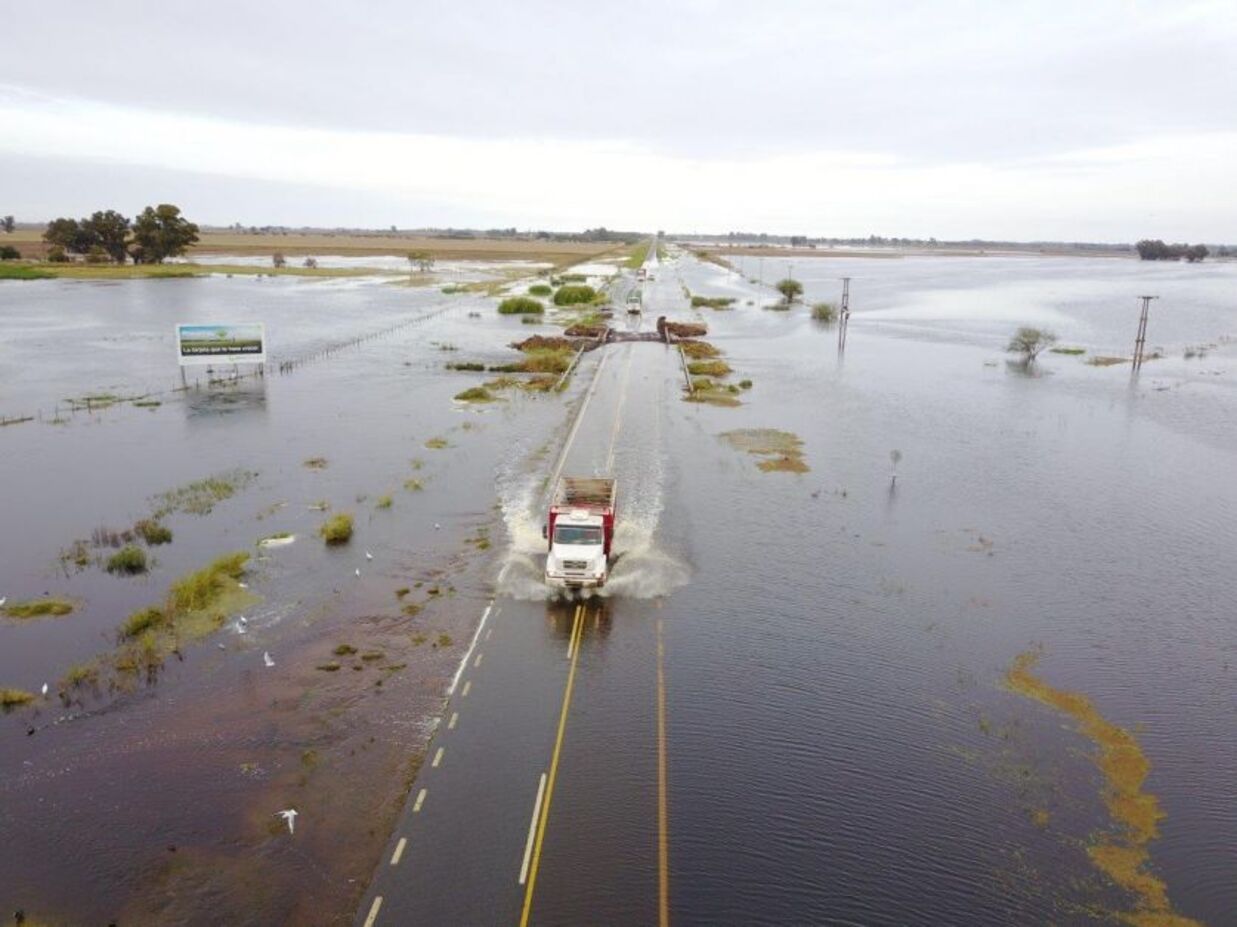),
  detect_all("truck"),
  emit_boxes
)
[544,477,617,589]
